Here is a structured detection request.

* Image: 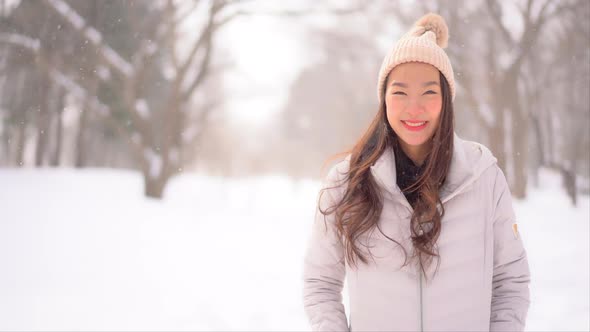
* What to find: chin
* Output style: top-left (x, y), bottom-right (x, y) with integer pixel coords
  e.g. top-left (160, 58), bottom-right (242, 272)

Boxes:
top-left (399, 136), bottom-right (430, 147)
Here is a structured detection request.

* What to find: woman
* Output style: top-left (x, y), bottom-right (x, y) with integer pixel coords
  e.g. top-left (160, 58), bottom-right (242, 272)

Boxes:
top-left (302, 13), bottom-right (530, 332)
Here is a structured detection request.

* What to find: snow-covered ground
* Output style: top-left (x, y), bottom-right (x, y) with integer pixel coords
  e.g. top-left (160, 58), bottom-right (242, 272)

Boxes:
top-left (0, 167), bottom-right (588, 331)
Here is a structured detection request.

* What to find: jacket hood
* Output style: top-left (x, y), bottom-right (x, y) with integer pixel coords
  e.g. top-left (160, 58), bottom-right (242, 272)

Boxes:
top-left (369, 132), bottom-right (497, 204)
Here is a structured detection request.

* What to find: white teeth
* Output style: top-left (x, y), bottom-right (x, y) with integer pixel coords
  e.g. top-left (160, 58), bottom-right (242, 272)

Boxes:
top-left (403, 121), bottom-right (426, 127)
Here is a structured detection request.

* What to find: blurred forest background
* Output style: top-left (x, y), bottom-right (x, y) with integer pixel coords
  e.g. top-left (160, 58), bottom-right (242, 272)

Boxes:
top-left (0, 0), bottom-right (588, 202)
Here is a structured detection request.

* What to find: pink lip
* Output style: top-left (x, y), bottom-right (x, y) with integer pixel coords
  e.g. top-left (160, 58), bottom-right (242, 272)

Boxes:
top-left (401, 120), bottom-right (428, 131)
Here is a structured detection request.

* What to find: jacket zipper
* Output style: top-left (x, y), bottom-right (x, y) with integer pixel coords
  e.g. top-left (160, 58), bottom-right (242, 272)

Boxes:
top-left (419, 267), bottom-right (424, 332)
top-left (393, 188), bottom-right (425, 331)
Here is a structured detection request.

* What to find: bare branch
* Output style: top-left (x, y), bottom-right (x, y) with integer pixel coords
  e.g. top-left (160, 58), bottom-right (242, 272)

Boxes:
top-left (507, 0), bottom-right (575, 72)
top-left (536, 0), bottom-right (556, 22)
top-left (180, 32), bottom-right (214, 101)
top-left (166, 0), bottom-right (181, 71)
top-left (539, 0), bottom-right (579, 24)
top-left (218, 1), bottom-right (370, 19)
top-left (485, 0), bottom-right (515, 46)
top-left (517, 0), bottom-right (535, 19)
top-left (174, 0), bottom-right (202, 25)
top-left (175, 1), bottom-right (221, 85)
top-left (130, 6), bottom-right (181, 77)
top-left (41, 0), bottom-right (134, 78)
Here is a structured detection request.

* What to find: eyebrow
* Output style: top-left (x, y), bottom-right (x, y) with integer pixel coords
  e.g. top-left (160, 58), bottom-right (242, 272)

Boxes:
top-left (391, 81), bottom-right (440, 88)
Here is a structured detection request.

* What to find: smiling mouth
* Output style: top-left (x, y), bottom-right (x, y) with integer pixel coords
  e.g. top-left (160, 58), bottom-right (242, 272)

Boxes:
top-left (401, 120), bottom-right (428, 131)
top-left (402, 120), bottom-right (427, 127)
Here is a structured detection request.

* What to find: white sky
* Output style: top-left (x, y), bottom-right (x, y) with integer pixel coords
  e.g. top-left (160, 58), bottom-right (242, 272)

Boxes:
top-left (219, 14), bottom-right (308, 126)
top-left (213, 0), bottom-right (375, 128)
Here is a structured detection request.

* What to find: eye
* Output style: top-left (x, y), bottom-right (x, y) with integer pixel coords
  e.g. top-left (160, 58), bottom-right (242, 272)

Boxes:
top-left (393, 91), bottom-right (407, 95)
top-left (423, 90), bottom-right (437, 95)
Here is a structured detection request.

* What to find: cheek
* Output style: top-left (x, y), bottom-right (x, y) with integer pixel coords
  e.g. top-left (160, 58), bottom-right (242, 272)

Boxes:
top-left (424, 98), bottom-right (443, 120)
top-left (385, 97), bottom-right (405, 118)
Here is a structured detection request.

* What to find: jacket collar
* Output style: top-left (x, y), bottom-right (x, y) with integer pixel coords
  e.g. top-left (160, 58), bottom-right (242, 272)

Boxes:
top-left (369, 132), bottom-right (496, 204)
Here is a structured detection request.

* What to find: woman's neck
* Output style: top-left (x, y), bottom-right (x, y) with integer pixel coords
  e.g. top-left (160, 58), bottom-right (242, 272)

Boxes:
top-left (399, 143), bottom-right (428, 167)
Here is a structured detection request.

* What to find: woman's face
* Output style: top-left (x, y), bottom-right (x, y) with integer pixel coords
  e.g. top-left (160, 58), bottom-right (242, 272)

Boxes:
top-left (384, 62), bottom-right (443, 164)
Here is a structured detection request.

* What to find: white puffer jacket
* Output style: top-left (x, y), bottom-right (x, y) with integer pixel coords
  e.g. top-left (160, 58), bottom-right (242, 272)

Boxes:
top-left (302, 133), bottom-right (531, 331)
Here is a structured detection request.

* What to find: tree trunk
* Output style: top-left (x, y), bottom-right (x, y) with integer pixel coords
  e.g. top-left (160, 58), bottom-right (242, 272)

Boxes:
top-left (74, 77), bottom-right (97, 168)
top-left (143, 173), bottom-right (169, 199)
top-left (50, 94), bottom-right (64, 167)
top-left (34, 71), bottom-right (51, 167)
top-left (507, 73), bottom-right (528, 199)
top-left (74, 106), bottom-right (88, 168)
top-left (529, 113), bottom-right (544, 187)
top-left (488, 100), bottom-right (506, 174)
top-left (141, 147), bottom-right (174, 199)
top-left (51, 108), bottom-right (63, 167)
top-left (15, 121), bottom-right (26, 167)
top-left (73, 2), bottom-right (99, 168)
top-left (511, 107), bottom-right (528, 198)
top-left (486, 33), bottom-right (506, 174)
top-left (561, 166), bottom-right (577, 206)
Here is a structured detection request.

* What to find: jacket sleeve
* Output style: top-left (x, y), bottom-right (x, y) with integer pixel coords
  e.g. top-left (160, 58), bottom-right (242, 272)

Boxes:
top-left (489, 167), bottom-right (531, 332)
top-left (302, 165), bottom-right (349, 331)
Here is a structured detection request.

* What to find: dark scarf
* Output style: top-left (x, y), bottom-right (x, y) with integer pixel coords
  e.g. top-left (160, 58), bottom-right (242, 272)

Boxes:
top-left (394, 145), bottom-right (426, 208)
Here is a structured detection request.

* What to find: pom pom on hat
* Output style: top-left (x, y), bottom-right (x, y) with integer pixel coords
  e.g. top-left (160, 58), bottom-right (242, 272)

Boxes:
top-left (413, 13), bottom-right (449, 49)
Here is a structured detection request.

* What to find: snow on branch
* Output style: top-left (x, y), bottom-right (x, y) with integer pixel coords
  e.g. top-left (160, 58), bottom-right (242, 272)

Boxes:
top-left (44, 0), bottom-right (133, 78)
top-left (0, 33), bottom-right (40, 52)
top-left (0, 32), bottom-right (109, 115)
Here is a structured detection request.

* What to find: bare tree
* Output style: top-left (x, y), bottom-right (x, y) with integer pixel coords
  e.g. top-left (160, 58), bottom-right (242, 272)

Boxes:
top-left (28, 0), bottom-right (246, 198)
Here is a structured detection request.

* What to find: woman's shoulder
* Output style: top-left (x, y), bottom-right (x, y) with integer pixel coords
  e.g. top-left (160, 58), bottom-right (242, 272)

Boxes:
top-left (456, 137), bottom-right (508, 189)
top-left (455, 136), bottom-right (495, 163)
top-left (315, 154), bottom-right (352, 207)
top-left (323, 154), bottom-right (352, 187)
top-left (455, 136), bottom-right (499, 174)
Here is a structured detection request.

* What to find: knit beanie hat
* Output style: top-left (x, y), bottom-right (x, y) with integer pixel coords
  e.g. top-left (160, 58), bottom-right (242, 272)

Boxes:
top-left (377, 13), bottom-right (455, 105)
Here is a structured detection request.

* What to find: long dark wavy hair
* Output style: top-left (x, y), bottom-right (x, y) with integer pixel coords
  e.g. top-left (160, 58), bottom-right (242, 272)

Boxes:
top-left (319, 71), bottom-right (454, 280)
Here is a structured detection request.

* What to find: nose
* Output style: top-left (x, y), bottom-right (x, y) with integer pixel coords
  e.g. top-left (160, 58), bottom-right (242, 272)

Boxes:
top-left (405, 98), bottom-right (425, 117)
